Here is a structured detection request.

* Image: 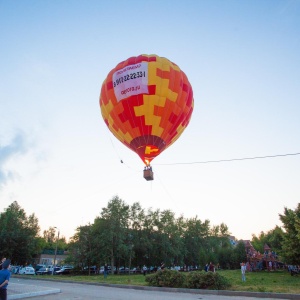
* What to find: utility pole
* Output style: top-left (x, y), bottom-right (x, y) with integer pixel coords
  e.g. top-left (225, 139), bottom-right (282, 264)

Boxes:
top-left (52, 227), bottom-right (60, 275)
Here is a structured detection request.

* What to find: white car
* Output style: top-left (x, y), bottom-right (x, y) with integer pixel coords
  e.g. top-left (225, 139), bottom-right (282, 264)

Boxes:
top-left (19, 267), bottom-right (35, 275)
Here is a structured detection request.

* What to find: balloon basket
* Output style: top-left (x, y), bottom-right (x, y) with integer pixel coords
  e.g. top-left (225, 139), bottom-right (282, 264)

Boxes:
top-left (143, 169), bottom-right (154, 181)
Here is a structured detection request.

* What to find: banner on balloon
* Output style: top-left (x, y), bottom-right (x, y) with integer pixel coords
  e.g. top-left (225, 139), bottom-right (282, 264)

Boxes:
top-left (112, 62), bottom-right (149, 101)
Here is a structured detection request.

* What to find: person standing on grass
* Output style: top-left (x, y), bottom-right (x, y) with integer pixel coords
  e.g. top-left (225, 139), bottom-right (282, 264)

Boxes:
top-left (0, 259), bottom-right (11, 300)
top-left (241, 262), bottom-right (246, 282)
top-left (142, 265), bottom-right (147, 276)
top-left (104, 264), bottom-right (108, 279)
top-left (209, 262), bottom-right (215, 272)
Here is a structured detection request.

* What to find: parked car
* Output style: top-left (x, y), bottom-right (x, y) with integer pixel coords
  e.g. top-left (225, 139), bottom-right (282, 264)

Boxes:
top-left (36, 267), bottom-right (49, 275)
top-left (55, 266), bottom-right (73, 275)
top-left (83, 266), bottom-right (97, 274)
top-left (130, 267), bottom-right (141, 274)
top-left (47, 265), bottom-right (54, 273)
top-left (11, 266), bottom-right (21, 274)
top-left (34, 264), bottom-right (46, 273)
top-left (118, 267), bottom-right (129, 274)
top-left (53, 267), bottom-right (61, 273)
top-left (19, 267), bottom-right (35, 275)
top-left (289, 265), bottom-right (300, 276)
top-left (47, 266), bottom-right (61, 274)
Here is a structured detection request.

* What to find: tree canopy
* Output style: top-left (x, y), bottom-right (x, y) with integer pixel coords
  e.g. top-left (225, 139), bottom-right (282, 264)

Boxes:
top-left (67, 196), bottom-right (240, 271)
top-left (279, 204), bottom-right (300, 264)
top-left (2, 198), bottom-right (299, 270)
top-left (0, 201), bottom-right (40, 264)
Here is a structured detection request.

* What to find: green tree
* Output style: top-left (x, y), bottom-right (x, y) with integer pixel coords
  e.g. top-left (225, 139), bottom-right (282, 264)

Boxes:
top-left (218, 247), bottom-right (234, 269)
top-left (99, 195), bottom-right (130, 273)
top-left (144, 208), bottom-right (161, 266)
top-left (68, 224), bottom-right (95, 272)
top-left (0, 201), bottom-right (40, 264)
top-left (251, 226), bottom-right (284, 257)
top-left (183, 217), bottom-right (210, 267)
top-left (231, 241), bottom-right (247, 268)
top-left (43, 227), bottom-right (57, 245)
top-left (128, 202), bottom-right (147, 267)
top-left (42, 227), bottom-right (68, 251)
top-left (66, 197), bottom-right (237, 272)
top-left (268, 226), bottom-right (284, 253)
top-left (90, 217), bottom-right (110, 266)
top-left (251, 231), bottom-right (267, 253)
top-left (154, 209), bottom-right (180, 266)
top-left (279, 204), bottom-right (300, 264)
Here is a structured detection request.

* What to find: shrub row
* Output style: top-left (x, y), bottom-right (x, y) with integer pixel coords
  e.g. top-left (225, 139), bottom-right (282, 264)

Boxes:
top-left (145, 269), bottom-right (231, 290)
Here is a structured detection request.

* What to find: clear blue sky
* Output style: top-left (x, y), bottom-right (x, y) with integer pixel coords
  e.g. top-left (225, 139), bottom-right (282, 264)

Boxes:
top-left (1, 0), bottom-right (300, 240)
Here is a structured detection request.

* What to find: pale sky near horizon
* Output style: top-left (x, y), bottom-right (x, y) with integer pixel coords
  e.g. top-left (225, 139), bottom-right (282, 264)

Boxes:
top-left (1, 0), bottom-right (300, 241)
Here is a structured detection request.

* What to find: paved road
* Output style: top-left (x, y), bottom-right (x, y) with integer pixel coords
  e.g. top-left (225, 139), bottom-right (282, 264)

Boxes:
top-left (8, 278), bottom-right (292, 300)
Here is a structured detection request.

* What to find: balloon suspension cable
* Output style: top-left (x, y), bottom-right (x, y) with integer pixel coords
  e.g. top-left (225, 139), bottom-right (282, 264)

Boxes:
top-left (144, 164), bottom-right (152, 171)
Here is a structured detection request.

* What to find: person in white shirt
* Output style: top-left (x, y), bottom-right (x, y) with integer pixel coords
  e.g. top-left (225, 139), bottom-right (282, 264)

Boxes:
top-left (241, 262), bottom-right (246, 282)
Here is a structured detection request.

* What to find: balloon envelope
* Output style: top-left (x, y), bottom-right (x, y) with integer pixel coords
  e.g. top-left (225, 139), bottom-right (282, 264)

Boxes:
top-left (99, 54), bottom-right (194, 165)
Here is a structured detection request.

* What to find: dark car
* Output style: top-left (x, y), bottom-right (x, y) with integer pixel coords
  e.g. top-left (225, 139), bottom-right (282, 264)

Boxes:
top-left (53, 267), bottom-right (61, 273)
top-left (290, 265), bottom-right (299, 276)
top-left (83, 266), bottom-right (97, 274)
top-left (118, 267), bottom-right (129, 274)
top-left (130, 267), bottom-right (140, 274)
top-left (48, 267), bottom-right (61, 274)
top-left (34, 264), bottom-right (46, 273)
top-left (55, 266), bottom-right (73, 275)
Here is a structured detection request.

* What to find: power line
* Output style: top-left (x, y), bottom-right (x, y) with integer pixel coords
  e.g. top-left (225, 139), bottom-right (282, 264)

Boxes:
top-left (156, 152), bottom-right (300, 166)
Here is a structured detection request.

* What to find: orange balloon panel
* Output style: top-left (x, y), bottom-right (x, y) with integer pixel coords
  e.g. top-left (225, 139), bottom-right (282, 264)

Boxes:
top-left (100, 54), bottom-right (194, 165)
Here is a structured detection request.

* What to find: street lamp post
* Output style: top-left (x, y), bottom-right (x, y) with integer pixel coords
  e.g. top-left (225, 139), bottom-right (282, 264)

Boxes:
top-left (129, 244), bottom-right (133, 276)
top-left (128, 234), bottom-right (133, 277)
top-left (52, 227), bottom-right (60, 275)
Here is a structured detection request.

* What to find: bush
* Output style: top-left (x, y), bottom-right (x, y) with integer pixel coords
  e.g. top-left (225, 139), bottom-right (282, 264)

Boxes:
top-left (69, 267), bottom-right (81, 275)
top-left (145, 269), bottom-right (185, 288)
top-left (146, 270), bottom-right (231, 290)
top-left (185, 271), bottom-right (231, 290)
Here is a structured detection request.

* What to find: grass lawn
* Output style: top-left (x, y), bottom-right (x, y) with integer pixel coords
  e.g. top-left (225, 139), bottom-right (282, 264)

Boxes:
top-left (219, 269), bottom-right (300, 294)
top-left (17, 269), bottom-right (300, 295)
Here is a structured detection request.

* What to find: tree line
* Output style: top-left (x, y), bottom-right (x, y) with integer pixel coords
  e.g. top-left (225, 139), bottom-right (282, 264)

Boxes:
top-left (67, 196), bottom-right (246, 272)
top-left (0, 201), bottom-right (67, 265)
top-left (1, 198), bottom-right (300, 271)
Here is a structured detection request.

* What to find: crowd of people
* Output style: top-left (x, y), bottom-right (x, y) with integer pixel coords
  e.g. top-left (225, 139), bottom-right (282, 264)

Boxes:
top-left (204, 262), bottom-right (218, 272)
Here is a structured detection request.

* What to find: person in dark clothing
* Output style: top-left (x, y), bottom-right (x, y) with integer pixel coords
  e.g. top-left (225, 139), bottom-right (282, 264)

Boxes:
top-left (142, 265), bottom-right (147, 276)
top-left (204, 263), bottom-right (209, 272)
top-left (208, 262), bottom-right (215, 272)
top-left (104, 264), bottom-right (108, 279)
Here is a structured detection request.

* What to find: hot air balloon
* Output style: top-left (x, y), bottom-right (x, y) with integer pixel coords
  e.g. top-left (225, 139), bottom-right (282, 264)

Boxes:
top-left (99, 54), bottom-right (194, 180)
